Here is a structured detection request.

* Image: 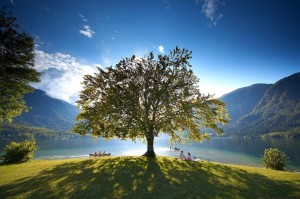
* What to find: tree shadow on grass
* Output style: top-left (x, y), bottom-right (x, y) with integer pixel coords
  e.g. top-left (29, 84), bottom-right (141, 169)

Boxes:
top-left (0, 157), bottom-right (299, 199)
top-left (158, 159), bottom-right (300, 199)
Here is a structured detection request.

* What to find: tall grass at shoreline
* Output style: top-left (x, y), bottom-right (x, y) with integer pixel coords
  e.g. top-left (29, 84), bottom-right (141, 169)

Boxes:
top-left (1, 157), bottom-right (300, 199)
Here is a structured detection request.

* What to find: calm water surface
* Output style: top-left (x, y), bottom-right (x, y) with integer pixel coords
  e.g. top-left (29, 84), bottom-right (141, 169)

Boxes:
top-left (1, 137), bottom-right (299, 171)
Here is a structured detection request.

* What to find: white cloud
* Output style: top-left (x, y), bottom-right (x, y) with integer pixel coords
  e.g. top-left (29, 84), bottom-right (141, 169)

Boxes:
top-left (33, 50), bottom-right (98, 104)
top-left (79, 14), bottom-right (88, 22)
top-left (197, 0), bottom-right (224, 27)
top-left (158, 45), bottom-right (165, 54)
top-left (79, 25), bottom-right (95, 38)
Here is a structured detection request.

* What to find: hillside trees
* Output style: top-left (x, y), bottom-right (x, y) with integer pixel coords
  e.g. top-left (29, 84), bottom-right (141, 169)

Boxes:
top-left (73, 47), bottom-right (229, 157)
top-left (0, 9), bottom-right (40, 122)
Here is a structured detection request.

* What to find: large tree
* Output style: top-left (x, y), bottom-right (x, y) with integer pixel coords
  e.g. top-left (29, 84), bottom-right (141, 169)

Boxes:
top-left (0, 10), bottom-right (40, 122)
top-left (74, 47), bottom-right (229, 157)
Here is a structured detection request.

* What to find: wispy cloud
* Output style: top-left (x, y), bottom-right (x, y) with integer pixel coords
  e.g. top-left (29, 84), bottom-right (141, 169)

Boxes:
top-left (10, 0), bottom-right (15, 6)
top-left (158, 45), bottom-right (165, 54)
top-left (32, 50), bottom-right (98, 104)
top-left (79, 14), bottom-right (88, 22)
top-left (196, 0), bottom-right (224, 27)
top-left (100, 48), bottom-right (116, 67)
top-left (34, 36), bottom-right (44, 49)
top-left (163, 0), bottom-right (172, 9)
top-left (79, 25), bottom-right (95, 38)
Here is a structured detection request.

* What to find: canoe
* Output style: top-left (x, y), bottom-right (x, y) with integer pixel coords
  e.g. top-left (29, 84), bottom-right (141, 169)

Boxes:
top-left (89, 153), bottom-right (111, 157)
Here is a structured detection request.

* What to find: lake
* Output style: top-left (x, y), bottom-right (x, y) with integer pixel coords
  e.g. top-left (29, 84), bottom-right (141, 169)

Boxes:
top-left (2, 136), bottom-right (299, 171)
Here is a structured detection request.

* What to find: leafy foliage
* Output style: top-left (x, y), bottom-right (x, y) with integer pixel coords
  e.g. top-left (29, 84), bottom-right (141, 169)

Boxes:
top-left (262, 148), bottom-right (288, 170)
top-left (74, 47), bottom-right (229, 156)
top-left (3, 139), bottom-right (38, 163)
top-left (0, 9), bottom-right (40, 122)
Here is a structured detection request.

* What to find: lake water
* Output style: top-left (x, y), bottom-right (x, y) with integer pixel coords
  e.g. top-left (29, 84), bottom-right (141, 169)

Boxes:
top-left (2, 136), bottom-right (299, 171)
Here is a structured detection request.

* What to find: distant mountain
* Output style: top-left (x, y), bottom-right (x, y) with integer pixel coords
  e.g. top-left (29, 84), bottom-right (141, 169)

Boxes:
top-left (8, 72), bottom-right (300, 138)
top-left (13, 89), bottom-right (79, 131)
top-left (221, 84), bottom-right (272, 122)
top-left (223, 72), bottom-right (300, 137)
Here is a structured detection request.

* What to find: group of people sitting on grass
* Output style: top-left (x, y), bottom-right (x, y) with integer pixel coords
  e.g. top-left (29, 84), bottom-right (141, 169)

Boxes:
top-left (179, 151), bottom-right (196, 161)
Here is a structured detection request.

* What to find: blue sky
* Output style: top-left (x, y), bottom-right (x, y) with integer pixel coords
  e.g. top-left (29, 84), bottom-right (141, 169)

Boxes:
top-left (2, 0), bottom-right (300, 104)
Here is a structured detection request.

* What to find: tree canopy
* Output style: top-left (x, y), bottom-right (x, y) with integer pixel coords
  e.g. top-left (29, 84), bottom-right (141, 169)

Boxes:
top-left (0, 10), bottom-right (40, 122)
top-left (74, 47), bottom-right (229, 157)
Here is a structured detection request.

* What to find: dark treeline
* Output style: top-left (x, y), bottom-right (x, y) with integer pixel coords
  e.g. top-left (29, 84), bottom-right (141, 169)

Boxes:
top-left (224, 127), bottom-right (300, 139)
top-left (0, 123), bottom-right (82, 145)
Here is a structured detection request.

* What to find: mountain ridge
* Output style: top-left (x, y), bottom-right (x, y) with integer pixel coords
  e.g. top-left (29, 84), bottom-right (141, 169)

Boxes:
top-left (221, 83), bottom-right (272, 123)
top-left (223, 72), bottom-right (300, 137)
top-left (13, 89), bottom-right (79, 131)
top-left (7, 72), bottom-right (300, 138)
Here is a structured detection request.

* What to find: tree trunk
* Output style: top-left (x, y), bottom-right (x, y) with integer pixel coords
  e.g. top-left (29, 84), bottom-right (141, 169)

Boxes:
top-left (142, 136), bottom-right (156, 157)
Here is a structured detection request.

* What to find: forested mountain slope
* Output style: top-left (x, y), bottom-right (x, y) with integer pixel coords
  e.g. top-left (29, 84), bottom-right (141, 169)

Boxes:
top-left (13, 89), bottom-right (79, 131)
top-left (223, 72), bottom-right (300, 137)
top-left (221, 84), bottom-right (272, 123)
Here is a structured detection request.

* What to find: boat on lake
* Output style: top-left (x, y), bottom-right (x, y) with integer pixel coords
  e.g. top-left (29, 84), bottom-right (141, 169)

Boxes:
top-left (89, 153), bottom-right (111, 157)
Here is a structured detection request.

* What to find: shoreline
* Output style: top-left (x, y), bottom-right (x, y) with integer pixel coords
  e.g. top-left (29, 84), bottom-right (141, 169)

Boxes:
top-left (30, 155), bottom-right (300, 173)
top-left (1, 156), bottom-right (299, 175)
top-left (2, 137), bottom-right (300, 171)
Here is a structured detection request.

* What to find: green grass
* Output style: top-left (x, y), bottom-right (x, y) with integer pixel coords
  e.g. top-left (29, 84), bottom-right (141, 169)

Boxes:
top-left (0, 157), bottom-right (300, 199)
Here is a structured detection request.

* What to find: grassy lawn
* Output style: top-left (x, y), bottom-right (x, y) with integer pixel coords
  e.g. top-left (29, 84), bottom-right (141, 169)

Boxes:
top-left (0, 157), bottom-right (300, 199)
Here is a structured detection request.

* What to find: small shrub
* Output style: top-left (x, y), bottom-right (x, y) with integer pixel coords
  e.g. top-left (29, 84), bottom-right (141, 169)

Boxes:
top-left (262, 148), bottom-right (288, 170)
top-left (3, 140), bottom-right (38, 163)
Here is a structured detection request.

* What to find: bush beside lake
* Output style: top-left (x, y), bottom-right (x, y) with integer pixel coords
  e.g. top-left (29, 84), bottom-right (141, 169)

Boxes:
top-left (1, 157), bottom-right (300, 199)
